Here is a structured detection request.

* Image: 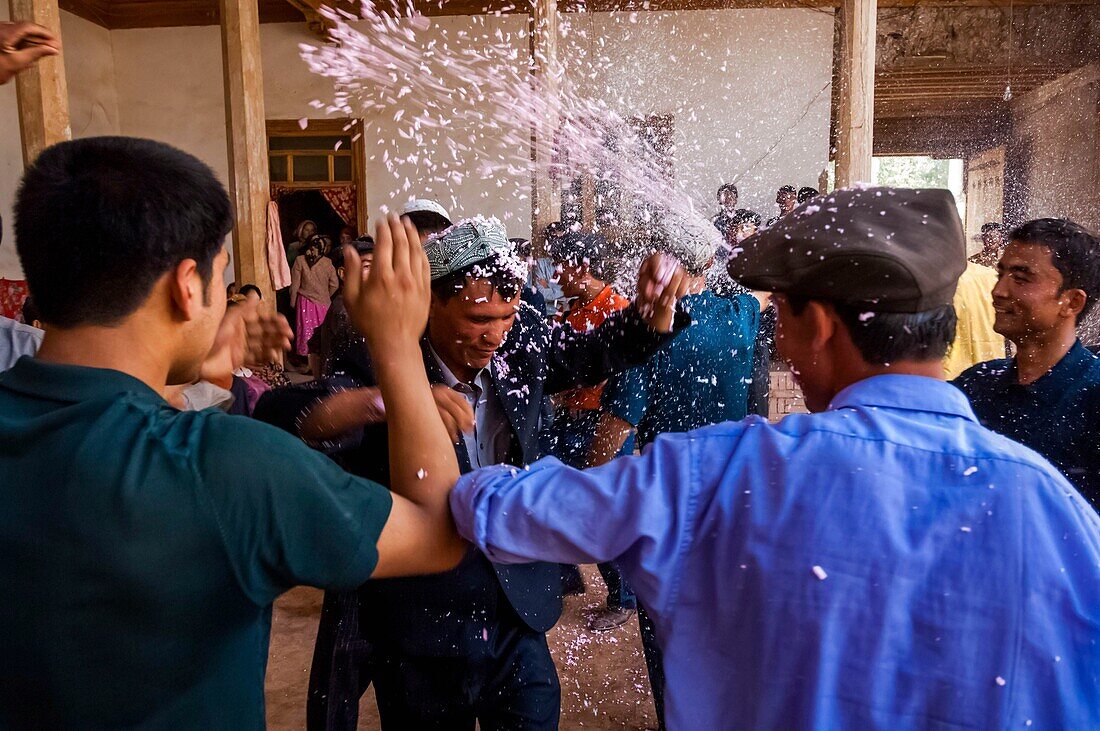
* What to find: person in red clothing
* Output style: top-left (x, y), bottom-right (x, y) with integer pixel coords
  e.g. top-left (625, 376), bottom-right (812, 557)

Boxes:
top-left (547, 231), bottom-right (638, 630)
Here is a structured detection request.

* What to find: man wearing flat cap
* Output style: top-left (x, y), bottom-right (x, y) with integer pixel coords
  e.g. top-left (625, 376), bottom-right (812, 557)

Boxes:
top-left (436, 188), bottom-right (1100, 729)
top-left (277, 215), bottom-right (691, 729)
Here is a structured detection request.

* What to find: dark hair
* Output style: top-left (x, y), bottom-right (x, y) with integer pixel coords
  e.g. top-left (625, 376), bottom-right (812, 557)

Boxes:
top-left (431, 253), bottom-right (523, 303)
top-left (788, 297), bottom-right (957, 364)
top-left (238, 284), bottom-right (262, 299)
top-left (797, 187), bottom-right (820, 204)
top-left (981, 222), bottom-right (1004, 236)
top-left (543, 221), bottom-right (567, 240)
top-left (734, 209), bottom-right (763, 227)
top-left (510, 237), bottom-right (532, 259)
top-left (406, 211), bottom-right (452, 237)
top-left (20, 295), bottom-right (40, 326)
top-left (718, 183), bottom-right (738, 198)
top-left (340, 225), bottom-right (357, 239)
top-left (778, 185), bottom-right (797, 195)
top-left (1009, 218), bottom-right (1100, 320)
top-left (332, 236), bottom-right (375, 270)
top-left (15, 137), bottom-right (232, 327)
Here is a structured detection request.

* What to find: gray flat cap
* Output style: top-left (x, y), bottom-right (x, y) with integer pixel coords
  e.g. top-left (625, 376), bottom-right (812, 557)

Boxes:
top-left (727, 186), bottom-right (966, 313)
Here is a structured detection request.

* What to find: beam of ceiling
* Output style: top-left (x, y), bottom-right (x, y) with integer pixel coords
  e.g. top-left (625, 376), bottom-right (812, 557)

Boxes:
top-left (59, 0), bottom-right (304, 28)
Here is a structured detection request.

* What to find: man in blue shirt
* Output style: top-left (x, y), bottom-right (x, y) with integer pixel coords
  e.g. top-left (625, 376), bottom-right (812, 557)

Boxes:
top-left (446, 187), bottom-right (1100, 729)
top-left (588, 213), bottom-right (760, 724)
top-left (0, 137), bottom-right (467, 727)
top-left (953, 218), bottom-right (1100, 507)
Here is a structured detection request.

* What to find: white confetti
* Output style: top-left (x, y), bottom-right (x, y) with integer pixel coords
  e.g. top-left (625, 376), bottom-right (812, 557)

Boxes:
top-left (964, 466), bottom-right (979, 476)
top-left (812, 565), bottom-right (828, 581)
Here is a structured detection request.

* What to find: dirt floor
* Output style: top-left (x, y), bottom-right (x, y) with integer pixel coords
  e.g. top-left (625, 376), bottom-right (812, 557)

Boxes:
top-left (264, 566), bottom-right (659, 730)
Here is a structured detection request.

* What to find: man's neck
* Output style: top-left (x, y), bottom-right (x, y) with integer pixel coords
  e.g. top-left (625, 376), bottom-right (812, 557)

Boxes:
top-left (1012, 325), bottom-right (1077, 385)
top-left (35, 321), bottom-right (173, 395)
top-left (427, 336), bottom-right (481, 385)
top-left (571, 279), bottom-right (607, 309)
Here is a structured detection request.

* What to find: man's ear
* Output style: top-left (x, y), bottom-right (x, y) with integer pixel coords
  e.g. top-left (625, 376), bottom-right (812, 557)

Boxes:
top-left (805, 300), bottom-right (838, 355)
top-left (1059, 288), bottom-right (1088, 320)
top-left (167, 259), bottom-right (205, 322)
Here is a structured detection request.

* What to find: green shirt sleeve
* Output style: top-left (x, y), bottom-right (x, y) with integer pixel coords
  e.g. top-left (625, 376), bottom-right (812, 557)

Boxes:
top-left (192, 412), bottom-right (393, 605)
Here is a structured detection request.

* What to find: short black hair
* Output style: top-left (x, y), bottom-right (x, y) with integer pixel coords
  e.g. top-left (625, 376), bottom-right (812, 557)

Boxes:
top-left (1009, 218), bottom-right (1100, 320)
top-left (789, 297), bottom-right (957, 364)
top-left (797, 187), bottom-right (820, 204)
top-left (20, 295), bottom-right (40, 326)
top-left (778, 185), bottom-right (797, 195)
top-left (431, 253), bottom-right (523, 303)
top-left (718, 183), bottom-right (738, 198)
top-left (15, 137), bottom-right (232, 327)
top-left (981, 222), bottom-right (1004, 235)
top-left (510, 237), bottom-right (532, 259)
top-left (238, 284), bottom-right (262, 299)
top-left (734, 209), bottom-right (763, 227)
top-left (331, 236), bottom-right (375, 270)
top-left (407, 211), bottom-right (452, 237)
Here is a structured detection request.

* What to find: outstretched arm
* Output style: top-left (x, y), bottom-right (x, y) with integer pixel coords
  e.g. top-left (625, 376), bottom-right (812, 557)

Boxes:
top-left (544, 253), bottom-right (690, 394)
top-left (341, 214), bottom-right (466, 578)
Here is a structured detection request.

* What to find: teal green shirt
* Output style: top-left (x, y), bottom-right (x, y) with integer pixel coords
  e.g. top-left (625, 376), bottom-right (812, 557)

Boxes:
top-left (0, 358), bottom-right (393, 728)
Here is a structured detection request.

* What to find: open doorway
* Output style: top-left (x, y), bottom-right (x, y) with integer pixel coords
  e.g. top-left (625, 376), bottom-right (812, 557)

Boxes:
top-left (277, 190), bottom-right (347, 250)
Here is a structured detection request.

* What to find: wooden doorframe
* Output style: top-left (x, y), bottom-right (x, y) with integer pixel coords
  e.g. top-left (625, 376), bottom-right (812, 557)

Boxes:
top-left (266, 118), bottom-right (368, 235)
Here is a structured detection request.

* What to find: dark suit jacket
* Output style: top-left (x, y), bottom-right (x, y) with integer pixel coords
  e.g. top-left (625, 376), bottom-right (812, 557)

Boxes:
top-left (256, 301), bottom-right (684, 656)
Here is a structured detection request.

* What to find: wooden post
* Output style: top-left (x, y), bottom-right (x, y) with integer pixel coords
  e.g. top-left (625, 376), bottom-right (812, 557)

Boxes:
top-left (834, 0), bottom-right (876, 188)
top-left (529, 0), bottom-right (560, 251)
top-left (220, 0), bottom-right (273, 299)
top-left (8, 0), bottom-right (70, 165)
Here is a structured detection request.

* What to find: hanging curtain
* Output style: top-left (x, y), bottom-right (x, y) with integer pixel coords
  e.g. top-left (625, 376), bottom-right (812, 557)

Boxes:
top-left (0, 279), bottom-right (29, 320)
top-left (320, 185), bottom-right (357, 227)
top-left (267, 201), bottom-right (292, 290)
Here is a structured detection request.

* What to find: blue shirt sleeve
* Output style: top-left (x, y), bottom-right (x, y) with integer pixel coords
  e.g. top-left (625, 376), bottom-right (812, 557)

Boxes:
top-left (449, 428), bottom-right (739, 615)
top-left (601, 363), bottom-right (649, 427)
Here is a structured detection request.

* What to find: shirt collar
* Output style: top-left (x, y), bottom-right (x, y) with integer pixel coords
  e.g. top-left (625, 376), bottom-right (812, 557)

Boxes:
top-left (0, 357), bottom-right (164, 404)
top-left (1008, 340), bottom-right (1095, 399)
top-left (427, 341), bottom-right (489, 394)
top-left (828, 374), bottom-right (979, 422)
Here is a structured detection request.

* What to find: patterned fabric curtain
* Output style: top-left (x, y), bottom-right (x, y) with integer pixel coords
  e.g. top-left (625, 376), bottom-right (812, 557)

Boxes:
top-left (0, 279), bottom-right (29, 319)
top-left (270, 184), bottom-right (296, 201)
top-left (320, 186), bottom-right (357, 226)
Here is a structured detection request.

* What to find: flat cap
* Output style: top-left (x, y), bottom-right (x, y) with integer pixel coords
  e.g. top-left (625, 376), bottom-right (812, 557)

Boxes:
top-left (727, 186), bottom-right (965, 313)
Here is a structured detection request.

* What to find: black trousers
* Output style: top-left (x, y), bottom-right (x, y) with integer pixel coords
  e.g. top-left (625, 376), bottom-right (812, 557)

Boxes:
top-left (372, 615), bottom-right (560, 730)
top-left (638, 605), bottom-right (667, 731)
top-left (306, 590), bottom-right (372, 731)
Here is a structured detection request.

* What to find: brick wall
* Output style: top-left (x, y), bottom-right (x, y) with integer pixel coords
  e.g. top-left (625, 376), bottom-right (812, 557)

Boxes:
top-left (768, 364), bottom-right (808, 420)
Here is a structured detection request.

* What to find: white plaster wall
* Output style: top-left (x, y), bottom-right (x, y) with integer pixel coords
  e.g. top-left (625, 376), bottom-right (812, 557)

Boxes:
top-left (561, 9), bottom-right (834, 217)
top-left (0, 9), bottom-right (833, 277)
top-left (0, 9), bottom-right (120, 278)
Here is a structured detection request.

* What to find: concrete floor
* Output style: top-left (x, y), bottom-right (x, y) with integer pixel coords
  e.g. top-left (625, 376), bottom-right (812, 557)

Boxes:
top-left (264, 566), bottom-right (658, 730)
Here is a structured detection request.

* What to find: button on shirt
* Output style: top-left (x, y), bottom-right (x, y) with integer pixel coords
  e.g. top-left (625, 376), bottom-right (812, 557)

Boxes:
top-left (451, 376), bottom-right (1100, 729)
top-left (601, 290), bottom-right (759, 446)
top-left (954, 340), bottom-right (1100, 507)
top-left (0, 358), bottom-right (393, 728)
top-left (430, 344), bottom-right (512, 469)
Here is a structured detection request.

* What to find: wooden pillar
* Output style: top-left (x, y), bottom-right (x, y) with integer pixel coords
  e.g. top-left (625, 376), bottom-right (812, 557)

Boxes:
top-left (834, 0), bottom-right (876, 189)
top-left (8, 0), bottom-right (70, 165)
top-left (529, 0), bottom-right (560, 250)
top-left (220, 0), bottom-right (273, 298)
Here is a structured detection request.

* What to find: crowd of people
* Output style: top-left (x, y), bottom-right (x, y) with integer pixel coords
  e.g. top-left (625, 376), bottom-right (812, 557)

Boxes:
top-left (1, 21), bottom-right (1100, 731)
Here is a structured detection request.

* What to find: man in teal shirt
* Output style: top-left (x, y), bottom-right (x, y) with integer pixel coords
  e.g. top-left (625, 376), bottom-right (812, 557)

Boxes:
top-left (0, 137), bottom-right (464, 728)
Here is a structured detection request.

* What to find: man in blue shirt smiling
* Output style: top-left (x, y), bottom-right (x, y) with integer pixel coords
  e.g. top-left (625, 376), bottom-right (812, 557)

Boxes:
top-left (446, 187), bottom-right (1100, 729)
top-left (953, 218), bottom-right (1100, 507)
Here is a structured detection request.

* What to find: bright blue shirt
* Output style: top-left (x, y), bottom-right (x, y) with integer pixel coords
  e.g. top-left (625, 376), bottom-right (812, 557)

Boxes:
top-left (601, 290), bottom-right (758, 446)
top-left (451, 375), bottom-right (1100, 730)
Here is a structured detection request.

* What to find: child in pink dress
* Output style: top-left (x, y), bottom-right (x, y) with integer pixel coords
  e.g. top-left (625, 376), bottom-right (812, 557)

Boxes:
top-left (290, 235), bottom-right (339, 356)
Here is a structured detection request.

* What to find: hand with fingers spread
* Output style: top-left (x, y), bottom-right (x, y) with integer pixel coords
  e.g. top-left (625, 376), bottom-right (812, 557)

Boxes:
top-left (635, 252), bottom-right (691, 333)
top-left (0, 21), bottom-right (60, 85)
top-left (239, 301), bottom-right (293, 366)
top-left (342, 213), bottom-right (430, 360)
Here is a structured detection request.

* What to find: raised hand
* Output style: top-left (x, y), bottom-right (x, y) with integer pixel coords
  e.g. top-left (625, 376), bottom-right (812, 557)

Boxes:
top-left (343, 213), bottom-right (430, 362)
top-left (635, 252), bottom-right (690, 333)
top-left (0, 22), bottom-right (60, 85)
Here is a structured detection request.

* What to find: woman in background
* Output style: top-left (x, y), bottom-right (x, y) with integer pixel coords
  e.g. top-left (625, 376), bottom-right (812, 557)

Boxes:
top-left (286, 219), bottom-right (318, 266)
top-left (290, 235), bottom-right (339, 359)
